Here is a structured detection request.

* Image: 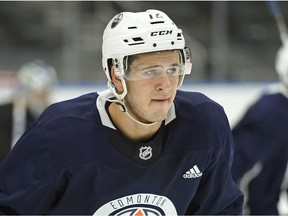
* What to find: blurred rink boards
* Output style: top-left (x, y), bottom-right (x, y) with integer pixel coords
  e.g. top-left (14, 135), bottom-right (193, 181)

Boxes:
top-left (0, 81), bottom-right (276, 128)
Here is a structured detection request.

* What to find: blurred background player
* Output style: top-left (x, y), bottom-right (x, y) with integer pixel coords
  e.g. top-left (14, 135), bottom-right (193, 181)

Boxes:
top-left (231, 39), bottom-right (288, 214)
top-left (0, 60), bottom-right (57, 162)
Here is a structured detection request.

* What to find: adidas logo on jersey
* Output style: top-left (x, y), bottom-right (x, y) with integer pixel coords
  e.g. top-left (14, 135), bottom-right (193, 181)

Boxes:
top-left (183, 165), bottom-right (202, 178)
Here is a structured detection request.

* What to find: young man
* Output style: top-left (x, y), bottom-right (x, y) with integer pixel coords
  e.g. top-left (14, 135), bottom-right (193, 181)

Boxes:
top-left (0, 10), bottom-right (243, 215)
top-left (231, 40), bottom-right (288, 215)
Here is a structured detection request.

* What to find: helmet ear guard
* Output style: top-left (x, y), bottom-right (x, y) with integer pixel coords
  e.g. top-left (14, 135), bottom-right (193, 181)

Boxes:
top-left (107, 78), bottom-right (127, 101)
top-left (107, 59), bottom-right (127, 101)
top-left (111, 58), bottom-right (122, 79)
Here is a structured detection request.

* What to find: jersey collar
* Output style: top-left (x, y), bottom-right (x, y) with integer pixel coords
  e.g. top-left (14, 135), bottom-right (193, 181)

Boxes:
top-left (96, 89), bottom-right (176, 129)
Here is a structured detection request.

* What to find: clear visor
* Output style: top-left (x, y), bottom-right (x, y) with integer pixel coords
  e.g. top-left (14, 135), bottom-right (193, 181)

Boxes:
top-left (121, 48), bottom-right (192, 81)
top-left (123, 63), bottom-right (191, 81)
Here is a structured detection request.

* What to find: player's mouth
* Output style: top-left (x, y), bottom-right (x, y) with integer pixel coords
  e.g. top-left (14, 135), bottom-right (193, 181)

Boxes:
top-left (151, 97), bottom-right (170, 103)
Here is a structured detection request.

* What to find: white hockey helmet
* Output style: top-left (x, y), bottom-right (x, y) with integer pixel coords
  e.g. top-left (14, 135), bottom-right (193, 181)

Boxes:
top-left (275, 39), bottom-right (288, 88)
top-left (17, 59), bottom-right (58, 92)
top-left (102, 9), bottom-right (192, 100)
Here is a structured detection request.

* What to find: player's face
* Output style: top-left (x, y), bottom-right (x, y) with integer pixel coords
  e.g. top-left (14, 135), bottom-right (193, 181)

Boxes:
top-left (124, 50), bottom-right (180, 123)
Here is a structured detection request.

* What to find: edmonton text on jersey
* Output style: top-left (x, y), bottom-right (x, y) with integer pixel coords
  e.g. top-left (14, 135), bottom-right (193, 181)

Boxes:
top-left (93, 193), bottom-right (177, 215)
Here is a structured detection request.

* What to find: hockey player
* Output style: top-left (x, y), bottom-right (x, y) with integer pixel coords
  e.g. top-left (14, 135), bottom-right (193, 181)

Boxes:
top-left (231, 40), bottom-right (288, 214)
top-left (0, 10), bottom-right (243, 215)
top-left (0, 60), bottom-right (57, 163)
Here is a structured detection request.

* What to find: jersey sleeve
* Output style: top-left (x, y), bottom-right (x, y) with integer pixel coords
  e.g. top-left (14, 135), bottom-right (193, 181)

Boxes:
top-left (186, 114), bottom-right (244, 215)
top-left (0, 122), bottom-right (63, 214)
top-left (231, 102), bottom-right (261, 182)
top-left (231, 94), bottom-right (288, 214)
top-left (231, 96), bottom-right (274, 182)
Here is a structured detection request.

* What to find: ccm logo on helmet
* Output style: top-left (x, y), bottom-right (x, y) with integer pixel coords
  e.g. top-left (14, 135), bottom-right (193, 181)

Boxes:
top-left (151, 30), bottom-right (173, 36)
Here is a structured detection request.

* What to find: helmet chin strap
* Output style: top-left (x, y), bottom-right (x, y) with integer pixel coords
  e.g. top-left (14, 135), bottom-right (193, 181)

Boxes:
top-left (107, 96), bottom-right (159, 127)
top-left (125, 112), bottom-right (159, 127)
top-left (122, 100), bottom-right (159, 127)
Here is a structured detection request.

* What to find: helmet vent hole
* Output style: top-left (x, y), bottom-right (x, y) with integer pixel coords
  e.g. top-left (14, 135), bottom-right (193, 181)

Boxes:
top-left (171, 41), bottom-right (175, 45)
top-left (128, 26), bottom-right (137, 29)
top-left (177, 33), bottom-right (183, 40)
top-left (125, 37), bottom-right (145, 46)
top-left (150, 21), bottom-right (165, 24)
top-left (153, 43), bottom-right (157, 47)
top-left (133, 37), bottom-right (143, 42)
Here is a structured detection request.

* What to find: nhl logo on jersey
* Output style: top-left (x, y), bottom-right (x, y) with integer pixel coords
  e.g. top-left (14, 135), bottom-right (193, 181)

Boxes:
top-left (139, 146), bottom-right (152, 160)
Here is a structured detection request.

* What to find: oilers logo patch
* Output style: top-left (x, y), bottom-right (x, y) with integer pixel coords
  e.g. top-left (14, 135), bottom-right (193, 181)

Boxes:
top-left (139, 146), bottom-right (152, 160)
top-left (93, 193), bottom-right (177, 215)
top-left (111, 13), bottom-right (123, 29)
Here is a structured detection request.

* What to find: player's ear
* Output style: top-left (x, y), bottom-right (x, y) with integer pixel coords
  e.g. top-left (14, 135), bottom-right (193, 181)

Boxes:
top-left (111, 66), bottom-right (124, 93)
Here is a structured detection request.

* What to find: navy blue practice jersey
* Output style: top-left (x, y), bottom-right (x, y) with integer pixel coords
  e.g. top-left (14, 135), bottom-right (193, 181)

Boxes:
top-left (0, 89), bottom-right (243, 215)
top-left (231, 90), bottom-right (288, 215)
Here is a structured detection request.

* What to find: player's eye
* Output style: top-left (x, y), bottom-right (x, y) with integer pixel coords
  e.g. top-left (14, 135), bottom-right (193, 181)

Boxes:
top-left (166, 67), bottom-right (178, 76)
top-left (143, 69), bottom-right (158, 77)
